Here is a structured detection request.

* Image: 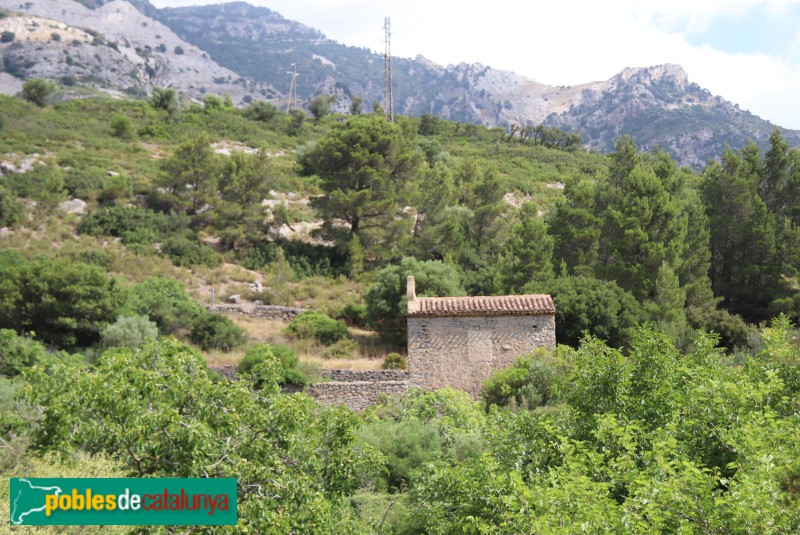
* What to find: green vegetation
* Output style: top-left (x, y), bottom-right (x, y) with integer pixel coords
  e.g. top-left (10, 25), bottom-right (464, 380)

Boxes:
top-left (1, 89), bottom-right (800, 530)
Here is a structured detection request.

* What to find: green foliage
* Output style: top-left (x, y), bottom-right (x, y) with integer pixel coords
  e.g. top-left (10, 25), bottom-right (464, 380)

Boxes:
top-left (77, 205), bottom-right (190, 244)
top-left (149, 87), bottom-right (179, 117)
top-left (0, 186), bottom-right (25, 227)
top-left (309, 93), bottom-right (336, 121)
top-left (481, 350), bottom-right (559, 410)
top-left (124, 277), bottom-right (203, 335)
top-left (365, 257), bottom-right (465, 344)
top-left (299, 114), bottom-right (422, 252)
top-left (239, 343), bottom-right (310, 386)
top-left (496, 202), bottom-right (554, 293)
top-left (21, 78), bottom-right (57, 107)
top-left (101, 315), bottom-right (158, 349)
top-left (0, 329), bottom-right (49, 376)
top-left (285, 311), bottom-right (350, 345)
top-left (158, 135), bottom-right (219, 214)
top-left (243, 100), bottom-right (279, 122)
top-left (1, 30), bottom-right (14, 42)
top-left (322, 338), bottom-right (359, 359)
top-left (161, 236), bottom-right (223, 268)
top-left (358, 419), bottom-right (443, 491)
top-left (381, 352), bottom-right (407, 370)
top-left (340, 302), bottom-right (367, 327)
top-left (0, 255), bottom-right (124, 350)
top-left (19, 337), bottom-right (380, 531)
top-left (189, 313), bottom-right (247, 351)
top-left (527, 275), bottom-right (644, 349)
top-left (109, 113), bottom-right (135, 139)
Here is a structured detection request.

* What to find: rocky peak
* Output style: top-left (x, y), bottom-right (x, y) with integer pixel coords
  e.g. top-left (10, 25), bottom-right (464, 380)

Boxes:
top-left (614, 64), bottom-right (689, 91)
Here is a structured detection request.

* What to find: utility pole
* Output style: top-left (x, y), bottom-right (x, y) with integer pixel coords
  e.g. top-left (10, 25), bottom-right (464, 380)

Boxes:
top-left (286, 63), bottom-right (300, 112)
top-left (383, 17), bottom-right (393, 123)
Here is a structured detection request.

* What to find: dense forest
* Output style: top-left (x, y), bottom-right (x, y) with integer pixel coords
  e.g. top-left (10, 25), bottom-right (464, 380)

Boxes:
top-left (1, 81), bottom-right (800, 532)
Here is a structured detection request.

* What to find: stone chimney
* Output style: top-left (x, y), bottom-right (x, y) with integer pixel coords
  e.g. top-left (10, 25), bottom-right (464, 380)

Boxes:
top-left (407, 276), bottom-right (421, 315)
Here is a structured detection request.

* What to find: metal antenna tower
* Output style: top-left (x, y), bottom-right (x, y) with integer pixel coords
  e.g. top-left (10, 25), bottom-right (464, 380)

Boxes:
top-left (286, 63), bottom-right (300, 112)
top-left (383, 17), bottom-right (393, 122)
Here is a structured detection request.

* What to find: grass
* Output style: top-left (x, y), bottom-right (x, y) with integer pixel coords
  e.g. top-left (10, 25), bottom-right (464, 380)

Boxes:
top-left (224, 315), bottom-right (387, 370)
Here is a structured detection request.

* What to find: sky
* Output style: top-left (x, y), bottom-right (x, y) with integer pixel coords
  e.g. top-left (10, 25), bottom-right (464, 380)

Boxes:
top-left (150, 0), bottom-right (800, 129)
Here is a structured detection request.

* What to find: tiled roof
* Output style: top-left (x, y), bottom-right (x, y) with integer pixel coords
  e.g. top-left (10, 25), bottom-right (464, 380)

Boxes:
top-left (408, 294), bottom-right (555, 317)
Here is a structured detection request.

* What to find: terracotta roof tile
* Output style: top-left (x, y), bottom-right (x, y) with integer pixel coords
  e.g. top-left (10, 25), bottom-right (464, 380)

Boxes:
top-left (408, 294), bottom-right (555, 317)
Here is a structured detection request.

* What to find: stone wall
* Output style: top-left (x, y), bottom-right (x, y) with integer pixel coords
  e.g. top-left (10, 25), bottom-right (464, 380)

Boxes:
top-left (307, 380), bottom-right (409, 412)
top-left (408, 314), bottom-right (556, 396)
top-left (205, 304), bottom-right (307, 321)
top-left (209, 365), bottom-right (409, 411)
top-left (322, 369), bottom-right (408, 382)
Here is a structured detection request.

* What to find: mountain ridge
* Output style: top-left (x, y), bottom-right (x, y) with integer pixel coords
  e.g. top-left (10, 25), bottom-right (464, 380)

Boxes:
top-left (1, 0), bottom-right (797, 167)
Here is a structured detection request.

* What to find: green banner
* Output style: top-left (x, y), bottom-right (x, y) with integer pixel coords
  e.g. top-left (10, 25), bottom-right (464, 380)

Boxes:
top-left (10, 478), bottom-right (237, 526)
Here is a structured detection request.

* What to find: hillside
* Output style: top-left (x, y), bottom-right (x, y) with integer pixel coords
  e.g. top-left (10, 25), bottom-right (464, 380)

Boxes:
top-left (0, 0), bottom-right (278, 103)
top-left (150, 1), bottom-right (800, 167)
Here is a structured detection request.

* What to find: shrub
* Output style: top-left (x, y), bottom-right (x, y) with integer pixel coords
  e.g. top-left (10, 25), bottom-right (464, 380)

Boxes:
top-left (381, 352), bottom-right (407, 370)
top-left (244, 100), bottom-right (278, 122)
top-left (0, 329), bottom-right (49, 376)
top-left (480, 350), bottom-right (559, 410)
top-left (101, 315), bottom-right (158, 349)
top-left (340, 303), bottom-right (367, 328)
top-left (285, 311), bottom-right (350, 345)
top-left (21, 78), bottom-right (56, 107)
top-left (0, 255), bottom-right (125, 350)
top-left (0, 31), bottom-right (14, 43)
top-left (239, 343), bottom-right (310, 386)
top-left (161, 237), bottom-right (223, 268)
top-left (358, 420), bottom-right (443, 491)
top-left (77, 206), bottom-right (190, 244)
top-left (323, 338), bottom-right (359, 359)
top-left (189, 313), bottom-right (247, 351)
top-left (110, 114), bottom-right (135, 140)
top-left (125, 277), bottom-right (204, 335)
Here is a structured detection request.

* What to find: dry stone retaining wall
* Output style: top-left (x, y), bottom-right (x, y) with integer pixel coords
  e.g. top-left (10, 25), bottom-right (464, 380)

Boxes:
top-left (206, 304), bottom-right (307, 321)
top-left (307, 380), bottom-right (409, 412)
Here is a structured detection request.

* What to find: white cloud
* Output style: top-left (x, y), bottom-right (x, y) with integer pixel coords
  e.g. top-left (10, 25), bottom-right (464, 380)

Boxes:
top-left (150, 0), bottom-right (800, 129)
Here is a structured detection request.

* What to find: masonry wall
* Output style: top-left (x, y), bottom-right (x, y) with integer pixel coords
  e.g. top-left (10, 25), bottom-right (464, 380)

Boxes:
top-left (206, 304), bottom-right (306, 321)
top-left (408, 314), bottom-right (556, 396)
top-left (307, 379), bottom-right (409, 412)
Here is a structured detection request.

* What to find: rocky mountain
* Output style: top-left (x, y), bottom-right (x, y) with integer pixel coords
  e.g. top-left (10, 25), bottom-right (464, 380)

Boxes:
top-left (0, 0), bottom-right (278, 103)
top-left (1, 0), bottom-right (797, 167)
top-left (150, 2), bottom-right (800, 167)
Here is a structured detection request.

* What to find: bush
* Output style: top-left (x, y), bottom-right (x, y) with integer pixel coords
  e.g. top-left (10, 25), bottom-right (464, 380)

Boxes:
top-left (239, 343), bottom-right (310, 386)
top-left (1, 31), bottom-right (14, 43)
top-left (340, 303), bottom-right (367, 328)
top-left (323, 338), bottom-right (359, 359)
top-left (77, 206), bottom-right (190, 245)
top-left (480, 350), bottom-right (559, 410)
top-left (161, 237), bottom-right (223, 268)
top-left (358, 420), bottom-right (443, 491)
top-left (0, 329), bottom-right (49, 376)
top-left (110, 114), bottom-right (135, 140)
top-left (0, 255), bottom-right (125, 350)
top-left (285, 311), bottom-right (350, 346)
top-left (244, 100), bottom-right (278, 122)
top-left (21, 78), bottom-right (56, 107)
top-left (189, 313), bottom-right (247, 351)
top-left (382, 352), bottom-right (407, 370)
top-left (101, 315), bottom-right (158, 349)
top-left (125, 277), bottom-right (204, 335)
